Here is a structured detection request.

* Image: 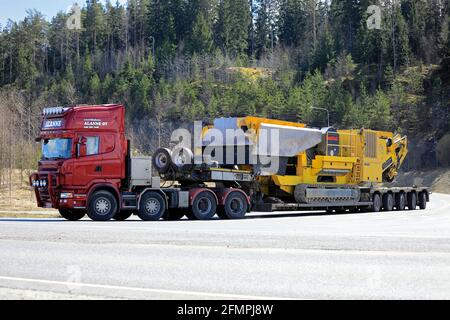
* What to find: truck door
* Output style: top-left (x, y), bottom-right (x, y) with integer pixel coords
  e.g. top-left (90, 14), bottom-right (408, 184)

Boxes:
top-left (72, 135), bottom-right (102, 187)
top-left (100, 134), bottom-right (123, 180)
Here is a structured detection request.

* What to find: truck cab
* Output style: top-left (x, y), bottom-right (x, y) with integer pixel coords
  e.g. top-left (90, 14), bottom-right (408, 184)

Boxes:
top-left (30, 104), bottom-right (129, 220)
top-left (31, 104), bottom-right (252, 222)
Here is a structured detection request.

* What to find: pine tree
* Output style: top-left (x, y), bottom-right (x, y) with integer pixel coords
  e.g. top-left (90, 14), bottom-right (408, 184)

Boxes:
top-left (89, 73), bottom-right (101, 102)
top-left (441, 18), bottom-right (450, 82)
top-left (329, 0), bottom-right (361, 56)
top-left (255, 0), bottom-right (274, 58)
top-left (147, 0), bottom-right (177, 58)
top-left (188, 12), bottom-right (214, 55)
top-left (312, 22), bottom-right (335, 72)
top-left (386, 2), bottom-right (411, 72)
top-left (278, 0), bottom-right (307, 47)
top-left (84, 0), bottom-right (106, 55)
top-left (217, 0), bottom-right (251, 57)
top-left (401, 0), bottom-right (426, 60)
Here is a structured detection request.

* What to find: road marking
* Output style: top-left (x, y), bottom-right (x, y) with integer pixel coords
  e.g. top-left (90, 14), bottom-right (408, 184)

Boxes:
top-left (0, 276), bottom-right (290, 300)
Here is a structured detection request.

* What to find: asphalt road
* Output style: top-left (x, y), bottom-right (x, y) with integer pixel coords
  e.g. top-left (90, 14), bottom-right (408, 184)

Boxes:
top-left (0, 193), bottom-right (450, 300)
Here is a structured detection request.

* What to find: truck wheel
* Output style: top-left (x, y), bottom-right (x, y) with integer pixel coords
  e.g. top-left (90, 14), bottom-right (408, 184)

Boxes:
top-left (372, 193), bottom-right (382, 212)
top-left (418, 192), bottom-right (427, 210)
top-left (114, 210), bottom-right (133, 221)
top-left (59, 209), bottom-right (85, 221)
top-left (217, 192), bottom-right (249, 220)
top-left (87, 191), bottom-right (118, 221)
top-left (382, 193), bottom-right (394, 211)
top-left (171, 147), bottom-right (194, 171)
top-left (407, 192), bottom-right (417, 210)
top-left (162, 209), bottom-right (186, 221)
top-left (138, 192), bottom-right (166, 221)
top-left (191, 191), bottom-right (217, 220)
top-left (395, 193), bottom-right (406, 211)
top-left (153, 148), bottom-right (172, 173)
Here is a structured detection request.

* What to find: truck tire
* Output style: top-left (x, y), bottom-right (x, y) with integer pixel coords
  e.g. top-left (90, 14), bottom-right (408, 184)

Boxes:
top-left (418, 192), bottom-right (427, 210)
top-left (87, 190), bottom-right (118, 221)
top-left (162, 209), bottom-right (186, 221)
top-left (190, 191), bottom-right (217, 220)
top-left (372, 193), bottom-right (382, 212)
top-left (59, 209), bottom-right (85, 221)
top-left (407, 192), bottom-right (417, 210)
top-left (217, 192), bottom-right (249, 220)
top-left (114, 210), bottom-right (133, 221)
top-left (382, 193), bottom-right (394, 211)
top-left (153, 148), bottom-right (172, 173)
top-left (171, 147), bottom-right (194, 171)
top-left (395, 193), bottom-right (406, 211)
top-left (138, 192), bottom-right (166, 221)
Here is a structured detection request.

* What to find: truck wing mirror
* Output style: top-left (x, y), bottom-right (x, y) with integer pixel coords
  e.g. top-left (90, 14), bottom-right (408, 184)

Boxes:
top-left (77, 137), bottom-right (87, 158)
top-left (78, 137), bottom-right (87, 145)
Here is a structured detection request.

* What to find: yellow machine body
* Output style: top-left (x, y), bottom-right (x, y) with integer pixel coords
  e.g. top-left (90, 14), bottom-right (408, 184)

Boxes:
top-left (205, 117), bottom-right (408, 199)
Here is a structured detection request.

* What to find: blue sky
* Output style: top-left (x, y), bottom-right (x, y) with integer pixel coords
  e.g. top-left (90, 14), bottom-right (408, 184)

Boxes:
top-left (0, 0), bottom-right (127, 27)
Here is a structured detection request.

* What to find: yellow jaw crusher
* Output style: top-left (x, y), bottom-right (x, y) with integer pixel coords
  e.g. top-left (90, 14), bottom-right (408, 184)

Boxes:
top-left (199, 116), bottom-right (427, 212)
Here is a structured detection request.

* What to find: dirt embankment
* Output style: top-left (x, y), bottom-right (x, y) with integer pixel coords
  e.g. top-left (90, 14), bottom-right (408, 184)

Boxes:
top-left (393, 168), bottom-right (450, 194)
top-left (0, 169), bottom-right (55, 212)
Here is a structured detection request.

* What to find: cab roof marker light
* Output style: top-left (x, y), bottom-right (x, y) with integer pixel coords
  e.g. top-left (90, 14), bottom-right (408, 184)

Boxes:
top-left (43, 106), bottom-right (69, 116)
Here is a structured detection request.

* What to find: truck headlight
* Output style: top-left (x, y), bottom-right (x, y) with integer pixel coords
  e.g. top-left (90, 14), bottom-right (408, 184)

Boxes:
top-left (60, 193), bottom-right (74, 199)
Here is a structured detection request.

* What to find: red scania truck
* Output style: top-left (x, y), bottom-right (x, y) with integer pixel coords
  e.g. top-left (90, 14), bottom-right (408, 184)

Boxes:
top-left (30, 104), bottom-right (255, 221)
top-left (30, 104), bottom-right (429, 221)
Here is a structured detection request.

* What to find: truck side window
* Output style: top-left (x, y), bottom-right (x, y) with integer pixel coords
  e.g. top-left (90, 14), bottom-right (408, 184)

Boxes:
top-left (86, 137), bottom-right (100, 156)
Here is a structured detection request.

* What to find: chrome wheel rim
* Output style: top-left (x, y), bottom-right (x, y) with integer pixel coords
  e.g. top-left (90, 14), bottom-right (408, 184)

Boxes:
top-left (145, 198), bottom-right (160, 215)
top-left (95, 198), bottom-right (110, 215)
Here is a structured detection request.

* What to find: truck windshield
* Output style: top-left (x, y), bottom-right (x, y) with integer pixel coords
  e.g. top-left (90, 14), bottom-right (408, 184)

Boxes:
top-left (42, 138), bottom-right (73, 160)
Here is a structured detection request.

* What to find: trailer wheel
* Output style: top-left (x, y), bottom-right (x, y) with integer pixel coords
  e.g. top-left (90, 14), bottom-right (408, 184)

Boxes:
top-left (418, 192), bottom-right (427, 210)
top-left (59, 209), bottom-right (85, 221)
top-left (87, 191), bottom-right (118, 221)
top-left (382, 193), bottom-right (394, 211)
top-left (217, 192), bottom-right (248, 220)
top-left (407, 192), bottom-right (417, 210)
top-left (372, 193), bottom-right (382, 212)
top-left (191, 191), bottom-right (217, 220)
top-left (153, 148), bottom-right (172, 173)
top-left (162, 209), bottom-right (186, 221)
top-left (114, 210), bottom-right (133, 221)
top-left (395, 193), bottom-right (406, 211)
top-left (171, 147), bottom-right (194, 171)
top-left (138, 192), bottom-right (166, 221)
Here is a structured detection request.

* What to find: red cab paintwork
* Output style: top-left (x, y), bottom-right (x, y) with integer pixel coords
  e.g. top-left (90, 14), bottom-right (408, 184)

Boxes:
top-left (31, 104), bottom-right (128, 210)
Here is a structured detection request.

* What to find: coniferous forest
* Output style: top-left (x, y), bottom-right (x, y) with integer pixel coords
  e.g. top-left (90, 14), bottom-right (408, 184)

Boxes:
top-left (0, 0), bottom-right (449, 177)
